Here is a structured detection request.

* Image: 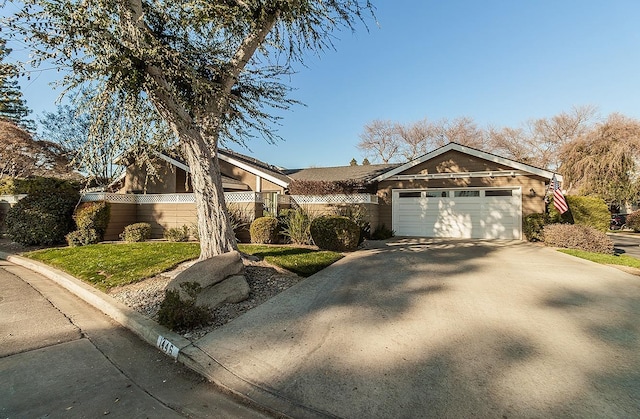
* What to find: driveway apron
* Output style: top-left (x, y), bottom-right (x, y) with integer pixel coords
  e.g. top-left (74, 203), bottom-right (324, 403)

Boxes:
top-left (194, 239), bottom-right (640, 418)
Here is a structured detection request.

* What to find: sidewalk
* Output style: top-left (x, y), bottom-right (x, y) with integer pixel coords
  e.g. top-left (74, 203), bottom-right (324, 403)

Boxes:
top-left (0, 250), bottom-right (325, 418)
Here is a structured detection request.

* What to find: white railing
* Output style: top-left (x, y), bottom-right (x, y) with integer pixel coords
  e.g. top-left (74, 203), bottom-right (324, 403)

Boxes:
top-left (0, 194), bottom-right (27, 204)
top-left (81, 192), bottom-right (264, 204)
top-left (289, 194), bottom-right (378, 205)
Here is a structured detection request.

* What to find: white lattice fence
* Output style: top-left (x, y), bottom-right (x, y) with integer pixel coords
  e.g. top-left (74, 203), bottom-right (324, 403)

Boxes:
top-left (288, 194), bottom-right (378, 205)
top-left (81, 191), bottom-right (263, 204)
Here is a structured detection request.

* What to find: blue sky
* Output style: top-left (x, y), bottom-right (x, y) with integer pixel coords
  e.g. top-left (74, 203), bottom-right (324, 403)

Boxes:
top-left (6, 0), bottom-right (640, 169)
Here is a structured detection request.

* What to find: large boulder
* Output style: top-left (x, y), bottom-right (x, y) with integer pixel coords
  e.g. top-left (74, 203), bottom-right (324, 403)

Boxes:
top-left (167, 251), bottom-right (243, 292)
top-left (166, 251), bottom-right (250, 309)
top-left (195, 275), bottom-right (250, 308)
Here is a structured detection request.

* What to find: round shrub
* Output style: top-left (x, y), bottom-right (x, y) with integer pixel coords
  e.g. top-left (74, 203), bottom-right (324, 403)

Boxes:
top-left (120, 222), bottom-right (151, 242)
top-left (5, 190), bottom-right (79, 246)
top-left (626, 210), bottom-right (640, 232)
top-left (164, 225), bottom-right (190, 242)
top-left (73, 201), bottom-right (111, 240)
top-left (310, 215), bottom-right (360, 252)
top-left (66, 228), bottom-right (99, 247)
top-left (543, 223), bottom-right (614, 254)
top-left (249, 216), bottom-right (280, 244)
top-left (523, 213), bottom-right (546, 242)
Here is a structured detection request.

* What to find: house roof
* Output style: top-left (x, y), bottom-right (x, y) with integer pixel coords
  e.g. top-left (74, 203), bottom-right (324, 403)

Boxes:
top-left (372, 142), bottom-right (562, 182)
top-left (218, 149), bottom-right (290, 187)
top-left (152, 149), bottom-right (289, 188)
top-left (285, 163), bottom-right (399, 183)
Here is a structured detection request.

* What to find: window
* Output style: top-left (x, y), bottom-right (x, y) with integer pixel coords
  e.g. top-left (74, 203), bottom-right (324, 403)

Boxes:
top-left (425, 191), bottom-right (440, 198)
top-left (399, 191), bottom-right (421, 198)
top-left (454, 190), bottom-right (480, 197)
top-left (485, 190), bottom-right (513, 197)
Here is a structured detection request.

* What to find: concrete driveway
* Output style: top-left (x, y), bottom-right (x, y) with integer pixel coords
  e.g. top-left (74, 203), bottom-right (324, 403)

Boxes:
top-left (194, 239), bottom-right (640, 418)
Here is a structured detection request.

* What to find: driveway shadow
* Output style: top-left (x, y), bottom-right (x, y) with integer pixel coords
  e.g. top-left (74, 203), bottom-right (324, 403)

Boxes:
top-left (195, 240), bottom-right (640, 418)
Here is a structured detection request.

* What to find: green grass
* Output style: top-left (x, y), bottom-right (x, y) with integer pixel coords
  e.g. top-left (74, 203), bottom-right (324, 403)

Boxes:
top-left (238, 244), bottom-right (343, 277)
top-left (558, 249), bottom-right (640, 269)
top-left (24, 242), bottom-right (343, 290)
top-left (25, 243), bottom-right (200, 291)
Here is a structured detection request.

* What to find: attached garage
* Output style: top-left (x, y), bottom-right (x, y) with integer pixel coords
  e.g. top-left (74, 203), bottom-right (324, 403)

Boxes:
top-left (392, 187), bottom-right (521, 239)
top-left (373, 143), bottom-right (561, 240)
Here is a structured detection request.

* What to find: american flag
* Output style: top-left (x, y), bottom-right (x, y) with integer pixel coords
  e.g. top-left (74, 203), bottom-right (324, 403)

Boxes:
top-left (550, 175), bottom-right (568, 214)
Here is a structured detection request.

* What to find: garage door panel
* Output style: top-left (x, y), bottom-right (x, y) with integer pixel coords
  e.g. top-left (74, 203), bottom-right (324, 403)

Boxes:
top-left (392, 189), bottom-right (521, 239)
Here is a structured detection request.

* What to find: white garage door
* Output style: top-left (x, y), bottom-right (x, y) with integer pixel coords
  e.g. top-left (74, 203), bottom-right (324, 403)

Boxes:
top-left (392, 188), bottom-right (522, 239)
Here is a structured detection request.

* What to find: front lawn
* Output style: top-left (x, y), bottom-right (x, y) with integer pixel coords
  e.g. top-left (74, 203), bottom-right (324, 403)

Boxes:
top-left (558, 249), bottom-right (640, 269)
top-left (238, 244), bottom-right (343, 277)
top-left (26, 242), bottom-right (201, 290)
top-left (24, 242), bottom-right (343, 290)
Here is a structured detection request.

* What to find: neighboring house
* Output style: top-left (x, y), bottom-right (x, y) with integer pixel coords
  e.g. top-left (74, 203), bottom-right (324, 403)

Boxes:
top-left (85, 142), bottom-right (560, 241)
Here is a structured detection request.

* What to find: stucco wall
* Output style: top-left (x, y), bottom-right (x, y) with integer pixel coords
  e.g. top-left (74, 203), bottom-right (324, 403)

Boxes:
top-left (104, 203), bottom-right (138, 240)
top-left (103, 201), bottom-right (262, 242)
top-left (123, 161), bottom-right (177, 194)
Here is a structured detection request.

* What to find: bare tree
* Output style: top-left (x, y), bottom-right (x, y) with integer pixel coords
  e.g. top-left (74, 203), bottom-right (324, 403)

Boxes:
top-left (560, 113), bottom-right (640, 206)
top-left (357, 119), bottom-right (401, 163)
top-left (359, 116), bottom-right (487, 163)
top-left (431, 116), bottom-right (487, 149)
top-left (526, 105), bottom-right (599, 170)
top-left (486, 126), bottom-right (534, 164)
top-left (396, 118), bottom-right (432, 161)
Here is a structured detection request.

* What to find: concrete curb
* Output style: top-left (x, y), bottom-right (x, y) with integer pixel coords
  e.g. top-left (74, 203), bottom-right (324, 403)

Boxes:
top-left (0, 251), bottom-right (325, 418)
top-left (0, 251), bottom-right (191, 354)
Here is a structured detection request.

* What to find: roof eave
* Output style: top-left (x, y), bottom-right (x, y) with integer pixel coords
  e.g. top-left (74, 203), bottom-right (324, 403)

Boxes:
top-left (372, 143), bottom-right (562, 182)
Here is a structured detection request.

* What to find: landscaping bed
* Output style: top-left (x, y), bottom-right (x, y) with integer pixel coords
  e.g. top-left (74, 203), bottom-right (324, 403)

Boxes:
top-left (1, 239), bottom-right (344, 340)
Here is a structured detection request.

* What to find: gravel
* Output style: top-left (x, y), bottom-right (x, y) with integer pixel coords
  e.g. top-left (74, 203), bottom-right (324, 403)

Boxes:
top-left (108, 259), bottom-right (303, 341)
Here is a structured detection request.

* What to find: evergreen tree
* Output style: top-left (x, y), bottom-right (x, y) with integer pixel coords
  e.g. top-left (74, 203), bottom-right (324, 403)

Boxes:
top-left (5, 1), bottom-right (374, 259)
top-left (0, 39), bottom-right (32, 130)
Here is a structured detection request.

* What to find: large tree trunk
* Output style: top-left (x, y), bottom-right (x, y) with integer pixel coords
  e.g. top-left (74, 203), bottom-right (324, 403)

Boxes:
top-left (179, 129), bottom-right (237, 260)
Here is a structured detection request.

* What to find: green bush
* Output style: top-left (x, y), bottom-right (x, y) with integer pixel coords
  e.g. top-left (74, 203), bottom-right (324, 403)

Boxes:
top-left (310, 215), bottom-right (360, 252)
top-left (280, 208), bottom-right (314, 245)
top-left (157, 283), bottom-right (212, 331)
top-left (0, 205), bottom-right (7, 233)
top-left (5, 190), bottom-right (79, 246)
top-left (543, 223), bottom-right (614, 254)
top-left (371, 223), bottom-right (394, 240)
top-left (65, 228), bottom-right (99, 247)
top-left (548, 195), bottom-right (609, 232)
top-left (73, 202), bottom-right (110, 239)
top-left (249, 216), bottom-right (280, 244)
top-left (626, 210), bottom-right (640, 232)
top-left (0, 176), bottom-right (80, 195)
top-left (333, 205), bottom-right (370, 244)
top-left (227, 205), bottom-right (253, 236)
top-left (120, 222), bottom-right (151, 242)
top-left (523, 213), bottom-right (546, 242)
top-left (163, 225), bottom-right (190, 242)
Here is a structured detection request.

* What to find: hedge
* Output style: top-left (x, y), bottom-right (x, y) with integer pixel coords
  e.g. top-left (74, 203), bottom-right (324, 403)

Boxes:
top-left (548, 195), bottom-right (609, 232)
top-left (310, 215), bottom-right (360, 252)
top-left (6, 190), bottom-right (79, 246)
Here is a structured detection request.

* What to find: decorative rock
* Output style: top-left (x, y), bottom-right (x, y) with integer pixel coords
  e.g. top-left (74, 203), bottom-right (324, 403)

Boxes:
top-left (195, 275), bottom-right (250, 308)
top-left (167, 251), bottom-right (243, 294)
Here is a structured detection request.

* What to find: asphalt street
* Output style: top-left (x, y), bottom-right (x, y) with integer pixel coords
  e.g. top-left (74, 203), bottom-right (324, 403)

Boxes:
top-left (0, 260), bottom-right (271, 418)
top-left (611, 233), bottom-right (640, 259)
